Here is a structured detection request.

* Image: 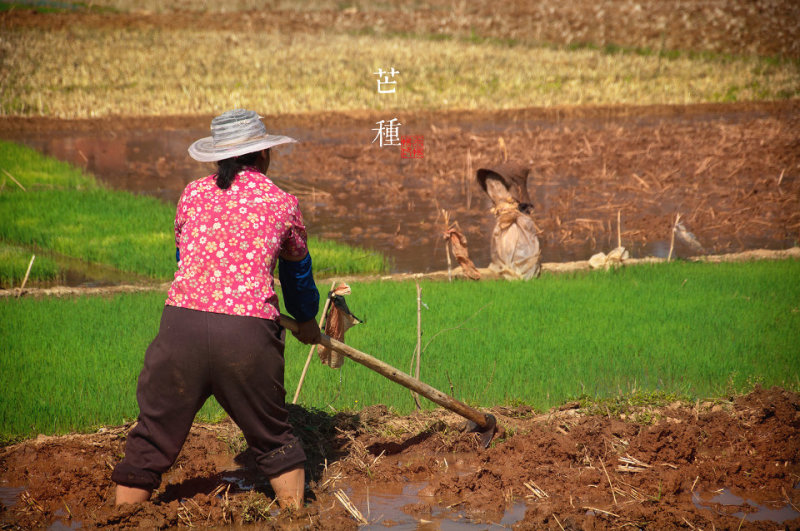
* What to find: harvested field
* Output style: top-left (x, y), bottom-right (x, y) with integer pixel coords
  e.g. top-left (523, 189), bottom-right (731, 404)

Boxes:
top-left (4, 0), bottom-right (799, 58)
top-left (1, 386), bottom-right (798, 529)
top-left (3, 2), bottom-right (799, 117)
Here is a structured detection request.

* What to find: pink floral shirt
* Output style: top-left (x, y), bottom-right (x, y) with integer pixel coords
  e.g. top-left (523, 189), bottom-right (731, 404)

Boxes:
top-left (166, 167), bottom-right (309, 320)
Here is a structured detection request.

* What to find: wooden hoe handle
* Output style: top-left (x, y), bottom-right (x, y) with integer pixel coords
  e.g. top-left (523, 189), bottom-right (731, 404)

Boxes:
top-left (279, 314), bottom-right (495, 431)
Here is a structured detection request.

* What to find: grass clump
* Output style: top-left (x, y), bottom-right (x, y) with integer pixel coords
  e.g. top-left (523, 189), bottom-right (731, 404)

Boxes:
top-left (2, 28), bottom-right (797, 118)
top-left (0, 141), bottom-right (388, 284)
top-left (0, 243), bottom-right (58, 286)
top-left (577, 389), bottom-right (686, 424)
top-left (2, 259), bottom-right (799, 439)
top-left (238, 492), bottom-right (275, 524)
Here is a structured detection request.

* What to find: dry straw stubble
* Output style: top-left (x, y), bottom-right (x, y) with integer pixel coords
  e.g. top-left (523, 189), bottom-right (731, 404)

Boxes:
top-left (2, 28), bottom-right (798, 118)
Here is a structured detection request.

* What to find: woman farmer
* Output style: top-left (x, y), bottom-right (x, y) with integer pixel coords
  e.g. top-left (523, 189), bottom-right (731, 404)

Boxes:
top-left (112, 109), bottom-right (321, 509)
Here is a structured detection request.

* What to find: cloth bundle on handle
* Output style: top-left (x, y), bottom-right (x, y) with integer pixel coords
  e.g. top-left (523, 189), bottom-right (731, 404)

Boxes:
top-left (319, 283), bottom-right (362, 368)
top-left (477, 163), bottom-right (541, 280)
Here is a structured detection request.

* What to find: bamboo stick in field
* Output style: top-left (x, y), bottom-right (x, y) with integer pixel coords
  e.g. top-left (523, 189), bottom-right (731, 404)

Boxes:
top-left (292, 280), bottom-right (336, 404)
top-left (667, 213), bottom-right (681, 261)
top-left (445, 243), bottom-right (453, 282)
top-left (2, 169), bottom-right (26, 192)
top-left (465, 149), bottom-right (473, 209)
top-left (617, 209), bottom-right (622, 249)
top-left (16, 255), bottom-right (35, 298)
top-left (442, 209), bottom-right (453, 282)
top-left (413, 281), bottom-right (423, 409)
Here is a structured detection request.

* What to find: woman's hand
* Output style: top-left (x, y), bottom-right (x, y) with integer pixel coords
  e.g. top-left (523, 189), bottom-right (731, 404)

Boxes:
top-left (292, 318), bottom-right (321, 345)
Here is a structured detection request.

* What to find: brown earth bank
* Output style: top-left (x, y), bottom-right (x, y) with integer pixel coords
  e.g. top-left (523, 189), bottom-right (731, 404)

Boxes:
top-left (2, 0), bottom-right (798, 58)
top-left (2, 101), bottom-right (798, 273)
top-left (1, 386), bottom-right (799, 529)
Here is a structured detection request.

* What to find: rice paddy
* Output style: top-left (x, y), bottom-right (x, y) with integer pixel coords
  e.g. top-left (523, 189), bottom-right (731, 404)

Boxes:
top-left (2, 259), bottom-right (798, 440)
top-left (0, 140), bottom-right (388, 286)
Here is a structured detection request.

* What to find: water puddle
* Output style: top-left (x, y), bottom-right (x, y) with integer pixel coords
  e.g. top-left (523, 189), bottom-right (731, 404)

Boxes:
top-left (47, 517), bottom-right (81, 530)
top-left (2, 485), bottom-right (81, 530)
top-left (215, 450), bottom-right (527, 528)
top-left (692, 488), bottom-right (800, 524)
top-left (6, 246), bottom-right (162, 289)
top-left (219, 471), bottom-right (270, 493)
top-left (0, 486), bottom-right (25, 510)
top-left (214, 458), bottom-right (525, 528)
top-left (344, 482), bottom-right (527, 529)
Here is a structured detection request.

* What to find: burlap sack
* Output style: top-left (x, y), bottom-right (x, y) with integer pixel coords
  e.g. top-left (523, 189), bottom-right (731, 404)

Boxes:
top-left (478, 164), bottom-right (541, 280)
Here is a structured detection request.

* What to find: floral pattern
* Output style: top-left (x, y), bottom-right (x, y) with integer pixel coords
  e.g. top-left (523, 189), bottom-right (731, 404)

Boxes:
top-left (166, 167), bottom-right (308, 320)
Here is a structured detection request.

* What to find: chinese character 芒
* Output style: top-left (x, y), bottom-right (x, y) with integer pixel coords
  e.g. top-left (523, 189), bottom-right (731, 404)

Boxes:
top-left (400, 135), bottom-right (424, 159)
top-left (373, 67), bottom-right (399, 94)
top-left (372, 118), bottom-right (402, 147)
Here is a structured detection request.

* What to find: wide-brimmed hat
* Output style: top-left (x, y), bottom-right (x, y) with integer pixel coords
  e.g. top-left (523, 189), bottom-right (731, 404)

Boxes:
top-left (476, 162), bottom-right (532, 205)
top-left (188, 109), bottom-right (297, 162)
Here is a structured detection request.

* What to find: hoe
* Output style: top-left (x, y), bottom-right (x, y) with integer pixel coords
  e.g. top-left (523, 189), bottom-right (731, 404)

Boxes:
top-left (280, 314), bottom-right (498, 447)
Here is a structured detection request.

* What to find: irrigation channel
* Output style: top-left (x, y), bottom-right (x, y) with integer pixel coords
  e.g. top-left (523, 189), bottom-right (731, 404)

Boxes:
top-left (2, 101), bottom-right (797, 282)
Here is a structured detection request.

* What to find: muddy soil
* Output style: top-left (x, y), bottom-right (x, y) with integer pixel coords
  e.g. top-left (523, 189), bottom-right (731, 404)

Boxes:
top-left (1, 386), bottom-right (798, 529)
top-left (2, 101), bottom-right (798, 274)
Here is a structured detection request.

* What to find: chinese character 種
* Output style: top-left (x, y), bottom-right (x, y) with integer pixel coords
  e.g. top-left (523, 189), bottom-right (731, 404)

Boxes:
top-left (372, 118), bottom-right (402, 147)
top-left (374, 67), bottom-right (399, 94)
top-left (400, 135), bottom-right (424, 159)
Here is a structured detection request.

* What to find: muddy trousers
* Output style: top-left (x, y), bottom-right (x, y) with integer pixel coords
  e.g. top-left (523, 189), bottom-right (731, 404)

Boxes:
top-left (111, 305), bottom-right (306, 491)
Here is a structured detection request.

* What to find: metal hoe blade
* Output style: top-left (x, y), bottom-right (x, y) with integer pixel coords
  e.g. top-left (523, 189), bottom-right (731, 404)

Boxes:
top-left (467, 413), bottom-right (498, 449)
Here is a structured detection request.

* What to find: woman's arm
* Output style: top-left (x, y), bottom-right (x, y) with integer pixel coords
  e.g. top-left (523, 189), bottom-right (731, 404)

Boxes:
top-left (279, 252), bottom-right (321, 344)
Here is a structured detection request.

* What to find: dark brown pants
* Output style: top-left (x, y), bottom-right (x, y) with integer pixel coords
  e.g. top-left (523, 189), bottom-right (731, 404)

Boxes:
top-left (112, 305), bottom-right (305, 491)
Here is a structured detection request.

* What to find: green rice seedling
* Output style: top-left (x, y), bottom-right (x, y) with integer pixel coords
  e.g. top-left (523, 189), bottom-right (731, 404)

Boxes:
top-left (308, 238), bottom-right (389, 276)
top-left (0, 141), bottom-right (388, 282)
top-left (0, 291), bottom-right (228, 439)
top-left (283, 260), bottom-right (800, 414)
top-left (0, 243), bottom-right (58, 287)
top-left (2, 259), bottom-right (798, 439)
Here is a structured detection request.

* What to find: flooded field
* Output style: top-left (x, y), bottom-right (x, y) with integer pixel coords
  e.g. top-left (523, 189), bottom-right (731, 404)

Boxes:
top-left (3, 101), bottom-right (797, 275)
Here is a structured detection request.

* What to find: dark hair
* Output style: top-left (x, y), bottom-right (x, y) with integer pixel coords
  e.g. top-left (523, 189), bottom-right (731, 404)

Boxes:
top-left (215, 151), bottom-right (260, 190)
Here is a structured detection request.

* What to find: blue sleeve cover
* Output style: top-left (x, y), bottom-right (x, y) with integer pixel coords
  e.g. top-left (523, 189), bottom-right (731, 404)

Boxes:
top-left (278, 253), bottom-right (320, 323)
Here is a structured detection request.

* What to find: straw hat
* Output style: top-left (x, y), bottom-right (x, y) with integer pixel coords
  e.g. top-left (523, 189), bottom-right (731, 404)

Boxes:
top-left (476, 162), bottom-right (533, 206)
top-left (188, 109), bottom-right (297, 162)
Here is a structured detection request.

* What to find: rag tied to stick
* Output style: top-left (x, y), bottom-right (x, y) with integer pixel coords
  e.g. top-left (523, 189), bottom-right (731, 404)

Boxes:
top-left (444, 226), bottom-right (481, 280)
top-left (319, 283), bottom-right (363, 368)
